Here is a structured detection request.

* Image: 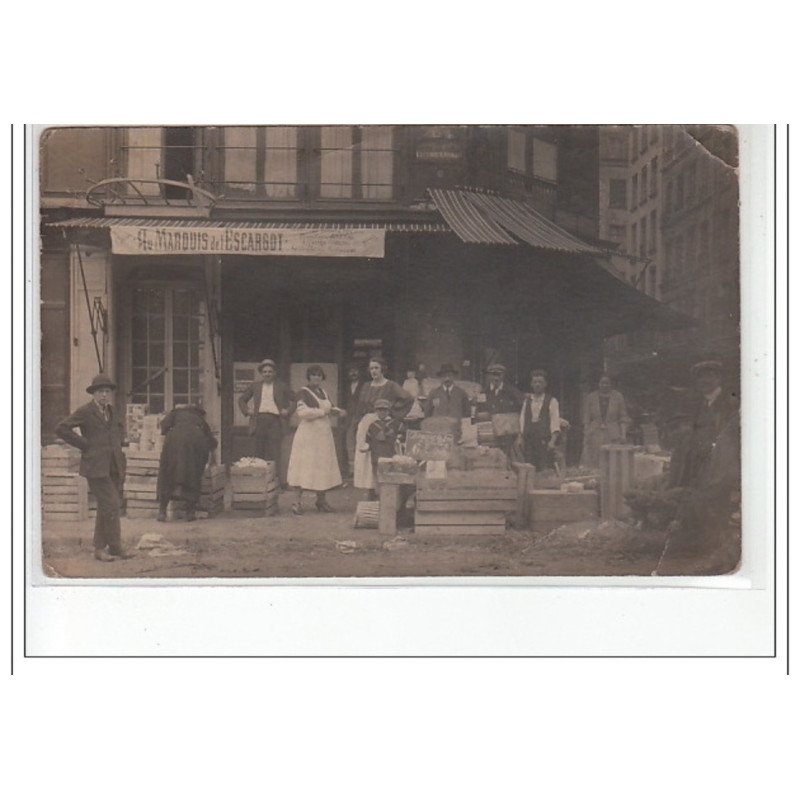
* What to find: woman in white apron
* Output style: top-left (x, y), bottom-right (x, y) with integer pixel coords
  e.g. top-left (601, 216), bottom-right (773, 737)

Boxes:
top-left (286, 365), bottom-right (344, 514)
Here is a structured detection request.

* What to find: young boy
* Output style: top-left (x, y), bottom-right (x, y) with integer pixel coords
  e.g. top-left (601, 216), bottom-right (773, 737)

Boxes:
top-left (361, 399), bottom-right (406, 499)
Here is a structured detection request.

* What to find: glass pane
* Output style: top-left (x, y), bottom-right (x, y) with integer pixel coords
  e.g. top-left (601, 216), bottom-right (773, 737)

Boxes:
top-left (131, 393), bottom-right (147, 405)
top-left (189, 369), bottom-right (200, 393)
top-left (173, 342), bottom-right (189, 367)
top-left (265, 126), bottom-right (298, 199)
top-left (149, 343), bottom-right (165, 367)
top-left (173, 394), bottom-right (189, 407)
top-left (147, 289), bottom-right (165, 314)
top-left (320, 126), bottom-right (353, 198)
top-left (223, 127), bottom-right (257, 194)
top-left (173, 369), bottom-right (188, 394)
top-left (131, 369), bottom-right (149, 392)
top-left (189, 317), bottom-right (201, 342)
top-left (361, 126), bottom-right (393, 200)
top-left (148, 395), bottom-right (165, 414)
top-left (132, 290), bottom-right (148, 315)
top-left (188, 341), bottom-right (200, 368)
top-left (149, 315), bottom-right (165, 339)
top-left (131, 315), bottom-right (147, 341)
top-left (172, 315), bottom-right (189, 341)
top-left (149, 372), bottom-right (165, 394)
top-left (131, 340), bottom-right (147, 367)
top-left (173, 289), bottom-right (191, 316)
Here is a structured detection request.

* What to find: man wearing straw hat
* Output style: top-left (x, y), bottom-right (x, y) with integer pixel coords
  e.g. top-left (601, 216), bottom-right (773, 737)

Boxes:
top-left (56, 373), bottom-right (131, 561)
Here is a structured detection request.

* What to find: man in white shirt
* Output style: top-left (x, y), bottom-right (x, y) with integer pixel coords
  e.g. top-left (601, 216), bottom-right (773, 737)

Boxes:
top-left (517, 369), bottom-right (561, 470)
top-left (237, 358), bottom-right (294, 468)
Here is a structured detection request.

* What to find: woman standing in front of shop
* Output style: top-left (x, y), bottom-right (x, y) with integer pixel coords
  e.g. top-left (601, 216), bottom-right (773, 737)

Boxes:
top-left (286, 365), bottom-right (345, 515)
top-left (353, 357), bottom-right (413, 499)
top-left (580, 374), bottom-right (629, 469)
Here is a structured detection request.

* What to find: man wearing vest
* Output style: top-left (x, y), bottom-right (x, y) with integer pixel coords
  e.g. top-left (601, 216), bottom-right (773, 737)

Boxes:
top-left (56, 373), bottom-right (131, 561)
top-left (518, 369), bottom-right (561, 471)
top-left (424, 364), bottom-right (471, 420)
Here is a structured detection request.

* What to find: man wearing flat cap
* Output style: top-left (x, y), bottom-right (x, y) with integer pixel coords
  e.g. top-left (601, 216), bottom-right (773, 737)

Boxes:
top-left (238, 358), bottom-right (294, 466)
top-left (478, 363), bottom-right (525, 457)
top-left (56, 373), bottom-right (130, 561)
top-left (424, 364), bottom-right (470, 420)
top-left (665, 359), bottom-right (740, 570)
top-left (479, 364), bottom-right (524, 416)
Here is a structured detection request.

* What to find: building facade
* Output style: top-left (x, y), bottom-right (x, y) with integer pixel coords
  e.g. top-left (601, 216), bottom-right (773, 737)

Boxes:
top-left (40, 125), bottom-right (682, 464)
top-left (600, 125), bottom-right (740, 412)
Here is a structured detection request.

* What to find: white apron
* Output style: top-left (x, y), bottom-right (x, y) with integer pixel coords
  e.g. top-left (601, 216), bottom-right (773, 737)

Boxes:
top-left (286, 389), bottom-right (342, 491)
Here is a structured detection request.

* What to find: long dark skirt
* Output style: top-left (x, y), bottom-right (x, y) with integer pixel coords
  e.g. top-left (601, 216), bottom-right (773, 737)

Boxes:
top-left (157, 425), bottom-right (211, 503)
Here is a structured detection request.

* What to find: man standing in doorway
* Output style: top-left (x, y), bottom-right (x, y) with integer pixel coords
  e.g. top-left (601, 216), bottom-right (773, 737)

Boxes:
top-left (343, 362), bottom-right (366, 478)
top-left (56, 373), bottom-right (131, 561)
top-left (238, 358), bottom-right (294, 468)
top-left (518, 369), bottom-right (561, 471)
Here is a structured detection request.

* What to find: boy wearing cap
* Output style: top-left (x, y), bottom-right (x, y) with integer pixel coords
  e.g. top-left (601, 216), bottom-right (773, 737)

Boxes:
top-left (361, 399), bottom-right (406, 499)
top-left (237, 358), bottom-right (294, 466)
top-left (56, 373), bottom-right (130, 561)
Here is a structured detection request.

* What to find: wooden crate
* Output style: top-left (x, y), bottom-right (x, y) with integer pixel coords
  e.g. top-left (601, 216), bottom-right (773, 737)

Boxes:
top-left (42, 474), bottom-right (89, 521)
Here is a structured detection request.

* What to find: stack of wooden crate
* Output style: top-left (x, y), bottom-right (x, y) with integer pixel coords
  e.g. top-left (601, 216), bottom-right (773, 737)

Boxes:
top-left (123, 450), bottom-right (161, 518)
top-left (414, 469), bottom-right (516, 535)
top-left (230, 460), bottom-right (278, 516)
top-left (41, 445), bottom-right (88, 523)
top-left (475, 421), bottom-right (496, 446)
top-left (198, 464), bottom-right (226, 518)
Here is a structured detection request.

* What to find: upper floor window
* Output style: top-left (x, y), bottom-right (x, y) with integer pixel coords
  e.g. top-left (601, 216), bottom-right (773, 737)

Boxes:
top-left (507, 129), bottom-right (527, 173)
top-left (125, 127), bottom-right (200, 199)
top-left (531, 137), bottom-right (557, 182)
top-left (609, 178), bottom-right (627, 209)
top-left (320, 126), bottom-right (395, 200)
top-left (222, 126), bottom-right (300, 199)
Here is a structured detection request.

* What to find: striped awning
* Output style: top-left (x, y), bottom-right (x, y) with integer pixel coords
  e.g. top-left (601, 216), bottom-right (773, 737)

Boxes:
top-left (428, 188), bottom-right (601, 253)
top-left (48, 217), bottom-right (450, 234)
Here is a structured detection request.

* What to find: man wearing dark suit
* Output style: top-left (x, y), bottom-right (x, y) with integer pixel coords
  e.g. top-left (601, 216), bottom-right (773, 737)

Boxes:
top-left (343, 363), bottom-right (366, 477)
top-left (237, 358), bottom-right (294, 465)
top-left (424, 364), bottom-right (471, 420)
top-left (55, 373), bottom-right (130, 561)
top-left (663, 360), bottom-right (740, 571)
top-left (479, 363), bottom-right (524, 416)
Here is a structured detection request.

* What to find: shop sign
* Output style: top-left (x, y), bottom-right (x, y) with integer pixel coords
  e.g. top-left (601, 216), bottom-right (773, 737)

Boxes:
top-left (404, 430), bottom-right (455, 461)
top-left (109, 225), bottom-right (386, 258)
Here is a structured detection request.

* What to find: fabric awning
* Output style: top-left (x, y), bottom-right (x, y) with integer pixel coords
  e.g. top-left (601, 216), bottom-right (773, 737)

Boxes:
top-left (47, 217), bottom-right (450, 259)
top-left (428, 188), bottom-right (602, 253)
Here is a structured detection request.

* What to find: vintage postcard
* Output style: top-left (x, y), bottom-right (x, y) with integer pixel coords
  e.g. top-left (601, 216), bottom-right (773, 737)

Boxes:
top-left (35, 124), bottom-right (747, 580)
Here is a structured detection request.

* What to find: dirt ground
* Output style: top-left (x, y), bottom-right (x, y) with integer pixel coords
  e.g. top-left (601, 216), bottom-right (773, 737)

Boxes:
top-left (40, 486), bottom-right (737, 579)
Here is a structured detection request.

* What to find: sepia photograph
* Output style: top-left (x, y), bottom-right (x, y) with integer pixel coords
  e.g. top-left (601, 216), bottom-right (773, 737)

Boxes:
top-left (36, 124), bottom-right (743, 580)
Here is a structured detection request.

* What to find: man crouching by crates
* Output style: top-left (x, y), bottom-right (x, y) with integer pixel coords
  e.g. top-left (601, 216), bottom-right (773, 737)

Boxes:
top-left (56, 373), bottom-right (132, 561)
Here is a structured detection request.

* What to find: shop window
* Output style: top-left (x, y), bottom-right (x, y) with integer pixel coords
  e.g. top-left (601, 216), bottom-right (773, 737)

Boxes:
top-left (609, 178), bottom-right (627, 209)
top-left (130, 287), bottom-right (204, 413)
top-left (531, 137), bottom-right (557, 182)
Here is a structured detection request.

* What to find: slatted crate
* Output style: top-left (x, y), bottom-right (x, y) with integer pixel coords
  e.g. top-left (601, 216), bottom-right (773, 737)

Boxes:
top-left (414, 470), bottom-right (517, 535)
top-left (122, 450), bottom-right (161, 518)
top-left (42, 474), bottom-right (89, 522)
top-left (230, 461), bottom-right (279, 516)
